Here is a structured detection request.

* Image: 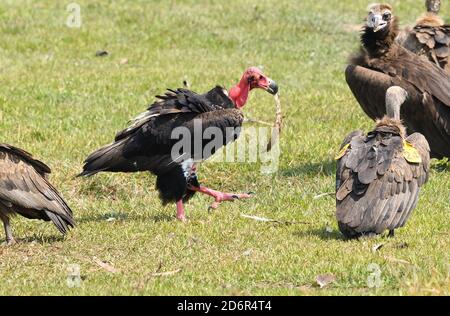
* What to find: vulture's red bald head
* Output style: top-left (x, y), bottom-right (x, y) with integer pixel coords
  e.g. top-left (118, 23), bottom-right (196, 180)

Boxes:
top-left (229, 67), bottom-right (278, 108)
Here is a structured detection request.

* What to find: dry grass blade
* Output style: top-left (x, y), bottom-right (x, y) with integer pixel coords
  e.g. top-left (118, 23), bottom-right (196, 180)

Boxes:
top-left (266, 93), bottom-right (282, 152)
top-left (92, 257), bottom-right (119, 274)
top-left (241, 214), bottom-right (310, 225)
top-left (241, 214), bottom-right (274, 222)
top-left (384, 256), bottom-right (413, 265)
top-left (315, 274), bottom-right (336, 288)
top-left (313, 192), bottom-right (335, 199)
top-left (243, 117), bottom-right (273, 126)
top-left (151, 269), bottom-right (182, 277)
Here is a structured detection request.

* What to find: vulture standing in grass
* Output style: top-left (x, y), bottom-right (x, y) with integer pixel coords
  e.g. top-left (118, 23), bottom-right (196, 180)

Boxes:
top-left (79, 67), bottom-right (278, 221)
top-left (397, 0), bottom-right (449, 73)
top-left (0, 144), bottom-right (74, 245)
top-left (346, 3), bottom-right (450, 159)
top-left (336, 87), bottom-right (430, 239)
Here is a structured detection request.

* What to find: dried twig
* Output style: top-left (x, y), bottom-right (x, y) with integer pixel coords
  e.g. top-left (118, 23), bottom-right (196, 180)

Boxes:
top-left (151, 269), bottom-right (182, 277)
top-left (384, 256), bottom-right (413, 265)
top-left (244, 117), bottom-right (273, 126)
top-left (92, 257), bottom-right (119, 273)
top-left (240, 214), bottom-right (310, 225)
top-left (266, 93), bottom-right (282, 152)
top-left (313, 192), bottom-right (335, 199)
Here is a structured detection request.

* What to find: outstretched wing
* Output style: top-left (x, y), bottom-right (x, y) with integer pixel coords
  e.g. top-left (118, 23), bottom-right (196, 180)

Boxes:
top-left (115, 88), bottom-right (225, 141)
top-left (0, 146), bottom-right (74, 233)
top-left (336, 129), bottom-right (430, 237)
top-left (79, 88), bottom-right (243, 177)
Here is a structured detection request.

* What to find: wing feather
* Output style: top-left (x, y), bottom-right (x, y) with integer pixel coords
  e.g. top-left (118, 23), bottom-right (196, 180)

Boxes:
top-left (336, 126), bottom-right (431, 238)
top-left (0, 147), bottom-right (74, 232)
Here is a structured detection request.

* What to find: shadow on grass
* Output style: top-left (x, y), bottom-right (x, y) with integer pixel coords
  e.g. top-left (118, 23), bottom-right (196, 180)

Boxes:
top-left (150, 213), bottom-right (178, 223)
top-left (77, 213), bottom-right (127, 224)
top-left (16, 235), bottom-right (66, 244)
top-left (77, 211), bottom-right (176, 224)
top-left (431, 159), bottom-right (450, 173)
top-left (293, 228), bottom-right (345, 241)
top-left (280, 160), bottom-right (336, 177)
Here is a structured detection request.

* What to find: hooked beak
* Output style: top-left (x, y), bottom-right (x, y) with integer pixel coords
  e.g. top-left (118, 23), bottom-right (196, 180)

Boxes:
top-left (369, 14), bottom-right (387, 32)
top-left (265, 79), bottom-right (279, 95)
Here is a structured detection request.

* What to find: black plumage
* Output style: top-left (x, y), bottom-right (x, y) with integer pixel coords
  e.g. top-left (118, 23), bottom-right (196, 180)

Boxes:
top-left (0, 144), bottom-right (75, 245)
top-left (346, 3), bottom-right (450, 159)
top-left (79, 68), bottom-right (278, 221)
top-left (80, 87), bottom-right (242, 203)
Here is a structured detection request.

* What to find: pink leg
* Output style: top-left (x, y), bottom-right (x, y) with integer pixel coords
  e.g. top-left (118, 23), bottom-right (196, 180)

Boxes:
top-left (188, 185), bottom-right (254, 210)
top-left (176, 200), bottom-right (187, 222)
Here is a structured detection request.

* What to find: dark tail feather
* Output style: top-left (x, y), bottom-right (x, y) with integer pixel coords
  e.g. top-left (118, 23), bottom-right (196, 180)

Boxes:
top-left (78, 139), bottom-right (128, 177)
top-left (45, 211), bottom-right (75, 235)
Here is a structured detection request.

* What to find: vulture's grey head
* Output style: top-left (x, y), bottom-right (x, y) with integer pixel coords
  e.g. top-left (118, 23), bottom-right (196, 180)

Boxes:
top-left (426, 0), bottom-right (441, 14)
top-left (366, 3), bottom-right (394, 33)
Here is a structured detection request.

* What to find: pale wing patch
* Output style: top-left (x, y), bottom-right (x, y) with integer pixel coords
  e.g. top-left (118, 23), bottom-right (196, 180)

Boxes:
top-left (403, 140), bottom-right (422, 164)
top-left (335, 143), bottom-right (351, 160)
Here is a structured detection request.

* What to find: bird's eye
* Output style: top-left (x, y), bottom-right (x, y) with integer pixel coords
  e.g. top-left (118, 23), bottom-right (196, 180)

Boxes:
top-left (383, 12), bottom-right (391, 21)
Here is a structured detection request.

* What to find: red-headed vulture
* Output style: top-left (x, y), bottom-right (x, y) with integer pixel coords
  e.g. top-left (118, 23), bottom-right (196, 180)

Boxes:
top-left (346, 3), bottom-right (450, 159)
top-left (397, 0), bottom-right (449, 73)
top-left (78, 67), bottom-right (278, 222)
top-left (0, 144), bottom-right (75, 245)
top-left (336, 87), bottom-right (430, 239)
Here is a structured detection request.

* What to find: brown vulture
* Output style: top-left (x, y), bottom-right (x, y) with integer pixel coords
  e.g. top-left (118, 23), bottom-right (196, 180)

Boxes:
top-left (345, 3), bottom-right (450, 159)
top-left (79, 67), bottom-right (278, 221)
top-left (397, 0), bottom-right (450, 73)
top-left (336, 87), bottom-right (430, 239)
top-left (0, 144), bottom-right (75, 245)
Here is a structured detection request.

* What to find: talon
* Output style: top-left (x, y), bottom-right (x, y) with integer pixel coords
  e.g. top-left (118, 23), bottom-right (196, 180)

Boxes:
top-left (247, 191), bottom-right (256, 195)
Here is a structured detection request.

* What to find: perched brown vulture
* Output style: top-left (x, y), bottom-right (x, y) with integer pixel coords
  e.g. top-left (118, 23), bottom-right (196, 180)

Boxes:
top-left (346, 3), bottom-right (450, 159)
top-left (336, 87), bottom-right (430, 239)
top-left (397, 0), bottom-right (450, 73)
top-left (0, 144), bottom-right (75, 245)
top-left (79, 67), bottom-right (278, 221)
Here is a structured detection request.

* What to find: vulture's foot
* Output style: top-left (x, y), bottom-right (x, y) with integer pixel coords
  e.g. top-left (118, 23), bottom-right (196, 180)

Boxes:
top-left (176, 200), bottom-right (187, 222)
top-left (188, 186), bottom-right (254, 211)
top-left (2, 238), bottom-right (17, 246)
top-left (388, 230), bottom-right (395, 238)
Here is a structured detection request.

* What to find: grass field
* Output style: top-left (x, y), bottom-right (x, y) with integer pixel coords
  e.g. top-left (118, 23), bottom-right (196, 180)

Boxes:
top-left (0, 0), bottom-right (449, 296)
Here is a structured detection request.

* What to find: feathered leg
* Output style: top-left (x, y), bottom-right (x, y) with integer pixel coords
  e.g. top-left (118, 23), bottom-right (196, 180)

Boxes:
top-left (187, 185), bottom-right (253, 210)
top-left (176, 200), bottom-right (187, 222)
top-left (1, 216), bottom-right (16, 246)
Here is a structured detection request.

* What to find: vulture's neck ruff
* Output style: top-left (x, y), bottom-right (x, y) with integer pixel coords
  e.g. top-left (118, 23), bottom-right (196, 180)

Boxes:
top-left (416, 12), bottom-right (444, 27)
top-left (375, 117), bottom-right (406, 139)
top-left (362, 17), bottom-right (399, 58)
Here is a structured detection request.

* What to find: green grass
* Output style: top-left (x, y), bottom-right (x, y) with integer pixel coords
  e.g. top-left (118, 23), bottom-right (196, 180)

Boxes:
top-left (0, 0), bottom-right (449, 296)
